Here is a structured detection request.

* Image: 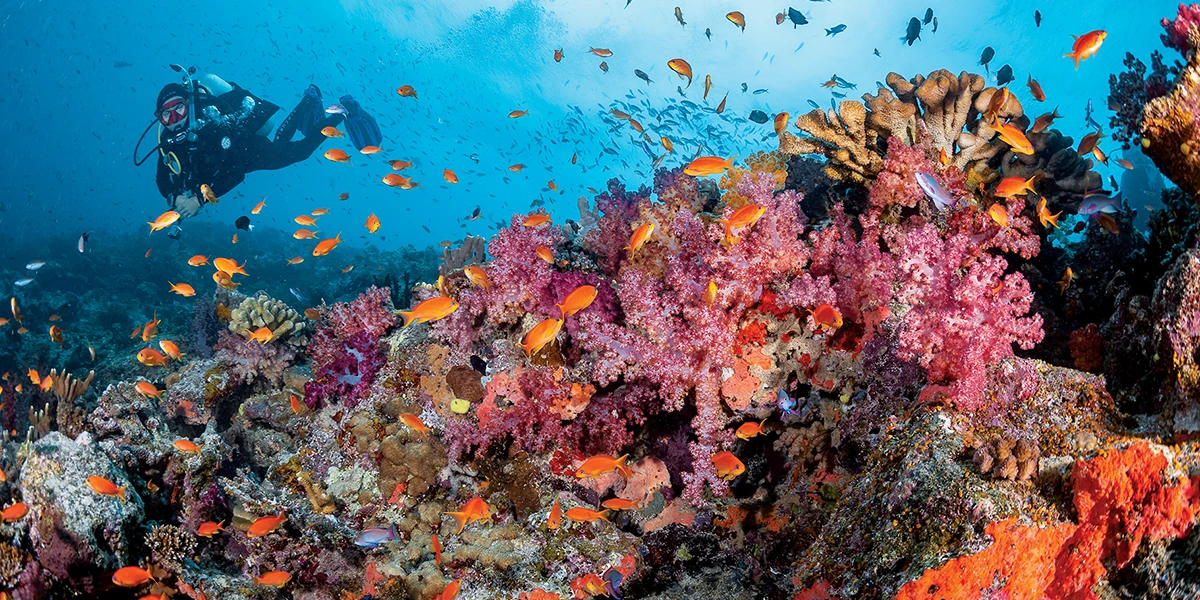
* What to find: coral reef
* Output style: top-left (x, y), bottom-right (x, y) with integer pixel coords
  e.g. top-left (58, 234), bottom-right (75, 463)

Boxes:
top-left (227, 291), bottom-right (309, 346)
top-left (1141, 7), bottom-right (1200, 200)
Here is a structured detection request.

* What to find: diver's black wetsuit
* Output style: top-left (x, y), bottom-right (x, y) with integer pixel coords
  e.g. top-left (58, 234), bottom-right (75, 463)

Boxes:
top-left (156, 83), bottom-right (342, 204)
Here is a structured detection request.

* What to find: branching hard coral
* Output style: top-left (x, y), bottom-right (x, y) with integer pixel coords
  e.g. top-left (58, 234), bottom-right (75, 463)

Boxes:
top-left (895, 442), bottom-right (1200, 600)
top-left (784, 100), bottom-right (885, 184)
top-left (228, 292), bottom-right (308, 346)
top-left (145, 524), bottom-right (196, 573)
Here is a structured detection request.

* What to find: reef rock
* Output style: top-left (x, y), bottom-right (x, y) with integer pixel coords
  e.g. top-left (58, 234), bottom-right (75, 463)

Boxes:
top-left (19, 432), bottom-right (144, 592)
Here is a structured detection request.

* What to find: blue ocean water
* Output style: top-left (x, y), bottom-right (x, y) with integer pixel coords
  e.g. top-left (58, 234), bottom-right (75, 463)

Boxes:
top-left (0, 0), bottom-right (1173, 253)
top-left (0, 0), bottom-right (1177, 377)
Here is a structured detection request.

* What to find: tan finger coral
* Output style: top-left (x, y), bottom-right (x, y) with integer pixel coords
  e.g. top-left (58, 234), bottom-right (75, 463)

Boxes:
top-left (785, 101), bottom-right (886, 184)
top-left (227, 292), bottom-right (308, 346)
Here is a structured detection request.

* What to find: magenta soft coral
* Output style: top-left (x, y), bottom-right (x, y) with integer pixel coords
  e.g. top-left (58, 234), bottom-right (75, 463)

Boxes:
top-left (890, 223), bottom-right (1044, 410)
top-left (1162, 3), bottom-right (1200, 54)
top-left (304, 287), bottom-right (396, 408)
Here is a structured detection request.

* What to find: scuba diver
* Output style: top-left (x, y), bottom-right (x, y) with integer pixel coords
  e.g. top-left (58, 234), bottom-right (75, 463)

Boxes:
top-left (135, 65), bottom-right (381, 231)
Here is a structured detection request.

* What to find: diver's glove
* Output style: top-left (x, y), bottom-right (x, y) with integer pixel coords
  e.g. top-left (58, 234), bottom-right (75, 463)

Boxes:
top-left (340, 95), bottom-right (382, 151)
top-left (174, 192), bottom-right (203, 218)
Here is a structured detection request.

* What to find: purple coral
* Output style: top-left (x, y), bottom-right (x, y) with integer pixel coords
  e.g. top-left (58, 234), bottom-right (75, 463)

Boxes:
top-left (304, 287), bottom-right (395, 408)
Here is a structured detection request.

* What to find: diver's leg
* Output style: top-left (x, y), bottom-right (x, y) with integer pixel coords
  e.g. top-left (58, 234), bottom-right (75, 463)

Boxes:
top-left (250, 115), bottom-right (344, 171)
top-left (273, 84), bottom-right (324, 143)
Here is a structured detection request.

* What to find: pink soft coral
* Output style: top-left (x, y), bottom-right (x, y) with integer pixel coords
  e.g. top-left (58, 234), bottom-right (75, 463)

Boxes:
top-left (1162, 3), bottom-right (1200, 54)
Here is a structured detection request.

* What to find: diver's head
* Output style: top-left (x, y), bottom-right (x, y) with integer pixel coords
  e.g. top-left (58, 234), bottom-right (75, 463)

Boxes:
top-left (157, 83), bottom-right (190, 134)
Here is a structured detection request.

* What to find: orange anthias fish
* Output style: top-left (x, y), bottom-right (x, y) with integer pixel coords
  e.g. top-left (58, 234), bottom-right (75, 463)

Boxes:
top-left (994, 122), bottom-right (1034, 155)
top-left (253, 571), bottom-right (292, 588)
top-left (601, 497), bottom-right (640, 511)
top-left (444, 496), bottom-right (492, 534)
top-left (398, 296), bottom-right (459, 327)
top-left (444, 169), bottom-right (459, 184)
top-left (397, 85), bottom-right (418, 98)
top-left (508, 109), bottom-right (528, 119)
top-left (536, 245), bottom-right (555, 264)
top-left (547, 180), bottom-right (558, 191)
top-left (667, 58), bottom-right (693, 88)
top-left (722, 202), bottom-right (767, 246)
top-left (703, 74), bottom-right (712, 100)
top-left (213, 257), bottom-right (248, 276)
top-left (360, 145), bottom-right (382, 155)
top-left (554, 48), bottom-right (563, 62)
top-left (565, 507), bottom-right (609, 523)
top-left (1077, 130), bottom-right (1102, 156)
top-left (135, 381), bottom-right (162, 398)
top-left (311, 208), bottom-right (330, 216)
top-left (716, 93), bottom-right (728, 114)
top-left (1059, 266), bottom-right (1075, 294)
top-left (994, 175), bottom-right (1039, 198)
top-left (365, 214), bottom-right (381, 233)
top-left (684, 155), bottom-right (736, 177)
top-left (148, 210), bottom-right (181, 233)
top-left (1, 502), bottom-right (27, 522)
top-left (48, 325), bottom-right (64, 346)
top-left (197, 521), bottom-right (224, 537)
top-left (1116, 158), bottom-right (1135, 170)
top-left (400, 413), bottom-right (431, 435)
top-left (988, 203), bottom-right (1010, 228)
top-left (625, 223), bottom-right (654, 259)
top-left (611, 108), bottom-right (631, 120)
top-left (735, 420), bottom-right (767, 441)
top-left (661, 136), bottom-right (675, 153)
top-left (436, 580), bottom-right (460, 600)
top-left (811, 303), bottom-right (843, 331)
top-left (774, 111), bottom-right (790, 137)
top-left (388, 160), bottom-right (413, 170)
top-left (1026, 75), bottom-right (1045, 102)
top-left (985, 87), bottom-right (1011, 122)
top-left (141, 312), bottom-right (160, 342)
top-left (213, 271), bottom-right (239, 290)
top-left (247, 327), bottom-right (274, 344)
top-left (251, 199), bottom-right (267, 214)
top-left (523, 212), bottom-right (551, 227)
top-left (1065, 30), bottom-right (1107, 70)
top-left (575, 454), bottom-right (632, 478)
top-left (464, 266), bottom-right (491, 290)
top-left (705, 280), bottom-right (718, 307)
top-left (290, 394), bottom-right (305, 414)
top-left (294, 214), bottom-right (318, 226)
top-left (287, 257), bottom-right (304, 265)
top-left (112, 565), bottom-right (155, 587)
top-left (548, 498), bottom-right (563, 529)
top-left (509, 163), bottom-right (526, 172)
top-left (726, 10), bottom-right (746, 31)
top-left (522, 317), bottom-right (563, 357)
top-left (556, 285), bottom-right (598, 318)
top-left (321, 126), bottom-right (343, 138)
top-left (588, 47), bottom-right (613, 57)
top-left (1092, 145), bottom-right (1109, 166)
top-left (246, 511), bottom-right (287, 538)
top-left (1031, 107), bottom-right (1062, 133)
top-left (88, 475), bottom-right (127, 500)
top-left (1037, 197), bottom-right (1062, 229)
top-left (138, 348), bottom-right (168, 367)
top-left (312, 233), bottom-right (344, 257)
top-left (187, 255), bottom-right (209, 267)
top-left (293, 229), bottom-right (319, 240)
top-left (160, 340), bottom-right (184, 360)
top-left (200, 184), bottom-right (221, 204)
top-left (169, 282), bottom-right (195, 297)
top-left (712, 451), bottom-right (745, 480)
top-left (324, 149), bottom-right (350, 163)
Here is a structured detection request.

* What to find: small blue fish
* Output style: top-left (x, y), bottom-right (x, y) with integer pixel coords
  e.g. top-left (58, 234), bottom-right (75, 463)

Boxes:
top-left (831, 91), bottom-right (847, 98)
top-left (1078, 193), bottom-right (1121, 215)
top-left (602, 567), bottom-right (624, 599)
top-left (825, 24), bottom-right (847, 36)
top-left (777, 390), bottom-right (799, 418)
top-left (807, 99), bottom-right (820, 109)
top-left (355, 524), bottom-right (397, 549)
top-left (753, 88), bottom-right (769, 95)
top-left (876, 80), bottom-right (887, 89)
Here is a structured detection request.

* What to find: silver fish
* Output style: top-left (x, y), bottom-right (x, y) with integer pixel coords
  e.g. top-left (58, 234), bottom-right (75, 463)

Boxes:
top-left (325, 104), bottom-right (347, 115)
top-left (78, 231), bottom-right (92, 253)
top-left (914, 172), bottom-right (959, 211)
top-left (25, 261), bottom-right (45, 270)
top-left (14, 278), bottom-right (34, 287)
